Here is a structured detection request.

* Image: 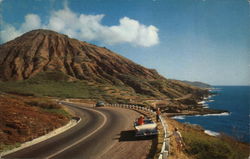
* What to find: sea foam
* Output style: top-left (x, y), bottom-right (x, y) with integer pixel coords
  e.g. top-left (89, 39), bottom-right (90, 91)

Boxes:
top-left (198, 101), bottom-right (206, 104)
top-left (204, 130), bottom-right (220, 136)
top-left (202, 112), bottom-right (230, 116)
top-left (171, 116), bottom-right (185, 120)
top-left (194, 112), bottom-right (230, 117)
top-left (208, 100), bottom-right (214, 102)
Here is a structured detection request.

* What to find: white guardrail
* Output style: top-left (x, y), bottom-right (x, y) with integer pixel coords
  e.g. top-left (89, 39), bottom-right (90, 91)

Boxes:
top-left (102, 103), bottom-right (170, 159)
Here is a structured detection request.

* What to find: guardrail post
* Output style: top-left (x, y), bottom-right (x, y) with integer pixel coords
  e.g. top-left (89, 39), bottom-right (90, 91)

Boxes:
top-left (165, 138), bottom-right (170, 152)
top-left (162, 150), bottom-right (168, 159)
top-left (158, 155), bottom-right (162, 159)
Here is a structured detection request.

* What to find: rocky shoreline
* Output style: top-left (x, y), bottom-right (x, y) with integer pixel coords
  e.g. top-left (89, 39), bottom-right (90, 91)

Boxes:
top-left (163, 88), bottom-right (229, 117)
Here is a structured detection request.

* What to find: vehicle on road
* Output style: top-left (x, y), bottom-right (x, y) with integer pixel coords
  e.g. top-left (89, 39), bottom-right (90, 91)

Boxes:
top-left (134, 117), bottom-right (158, 137)
top-left (96, 101), bottom-right (105, 107)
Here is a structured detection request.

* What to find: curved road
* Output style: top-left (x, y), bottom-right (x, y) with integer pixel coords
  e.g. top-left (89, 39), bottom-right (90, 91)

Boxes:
top-left (4, 102), bottom-right (152, 159)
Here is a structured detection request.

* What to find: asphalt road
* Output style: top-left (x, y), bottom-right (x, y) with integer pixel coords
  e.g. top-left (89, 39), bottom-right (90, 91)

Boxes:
top-left (4, 102), bottom-right (140, 159)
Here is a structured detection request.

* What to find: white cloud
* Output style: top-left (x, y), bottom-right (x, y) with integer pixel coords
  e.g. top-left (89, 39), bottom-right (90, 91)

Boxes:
top-left (0, 0), bottom-right (3, 4)
top-left (0, 24), bottom-right (22, 42)
top-left (21, 14), bottom-right (41, 32)
top-left (0, 14), bottom-right (40, 42)
top-left (0, 5), bottom-right (159, 47)
top-left (106, 17), bottom-right (159, 47)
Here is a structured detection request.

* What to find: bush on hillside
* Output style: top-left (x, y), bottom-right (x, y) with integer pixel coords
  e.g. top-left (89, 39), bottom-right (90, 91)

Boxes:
top-left (182, 129), bottom-right (249, 159)
top-left (25, 100), bottom-right (61, 109)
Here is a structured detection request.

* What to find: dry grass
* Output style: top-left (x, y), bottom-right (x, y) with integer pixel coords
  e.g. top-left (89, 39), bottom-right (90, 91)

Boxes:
top-left (165, 117), bottom-right (250, 159)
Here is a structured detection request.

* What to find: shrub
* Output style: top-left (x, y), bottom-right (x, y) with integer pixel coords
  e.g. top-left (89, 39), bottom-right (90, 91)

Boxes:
top-left (25, 100), bottom-right (61, 109)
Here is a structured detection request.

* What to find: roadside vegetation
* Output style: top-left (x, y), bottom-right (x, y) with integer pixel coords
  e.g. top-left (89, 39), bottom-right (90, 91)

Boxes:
top-left (0, 94), bottom-right (72, 153)
top-left (0, 143), bottom-right (21, 153)
top-left (24, 99), bottom-right (72, 119)
top-left (167, 118), bottom-right (249, 159)
top-left (182, 127), bottom-right (249, 159)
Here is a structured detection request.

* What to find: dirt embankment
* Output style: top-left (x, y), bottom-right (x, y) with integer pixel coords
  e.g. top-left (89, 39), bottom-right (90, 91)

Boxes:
top-left (0, 94), bottom-right (69, 151)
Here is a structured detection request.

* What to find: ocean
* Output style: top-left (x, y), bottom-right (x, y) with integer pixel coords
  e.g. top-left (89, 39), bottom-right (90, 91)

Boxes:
top-left (172, 86), bottom-right (250, 143)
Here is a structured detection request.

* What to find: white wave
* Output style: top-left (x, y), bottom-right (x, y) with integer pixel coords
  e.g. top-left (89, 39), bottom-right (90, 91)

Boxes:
top-left (203, 103), bottom-right (209, 107)
top-left (171, 116), bottom-right (185, 120)
top-left (208, 88), bottom-right (217, 91)
top-left (203, 112), bottom-right (230, 116)
top-left (194, 114), bottom-right (202, 117)
top-left (208, 100), bottom-right (214, 102)
top-left (198, 101), bottom-right (206, 104)
top-left (204, 130), bottom-right (220, 136)
top-left (203, 105), bottom-right (209, 108)
top-left (203, 95), bottom-right (212, 99)
top-left (194, 112), bottom-right (230, 117)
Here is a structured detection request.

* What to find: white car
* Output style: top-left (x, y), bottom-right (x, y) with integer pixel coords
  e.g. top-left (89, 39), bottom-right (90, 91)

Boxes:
top-left (134, 118), bottom-right (158, 137)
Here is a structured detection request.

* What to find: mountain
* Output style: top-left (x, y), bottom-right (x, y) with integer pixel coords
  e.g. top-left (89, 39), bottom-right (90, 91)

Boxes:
top-left (0, 29), bottom-right (208, 102)
top-left (0, 29), bottom-right (159, 81)
top-left (181, 81), bottom-right (211, 88)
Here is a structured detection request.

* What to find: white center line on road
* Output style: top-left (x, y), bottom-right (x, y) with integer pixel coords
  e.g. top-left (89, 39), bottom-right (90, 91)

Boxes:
top-left (45, 105), bottom-right (107, 159)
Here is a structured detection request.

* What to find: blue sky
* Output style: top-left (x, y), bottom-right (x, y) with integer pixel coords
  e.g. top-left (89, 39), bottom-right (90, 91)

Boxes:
top-left (0, 0), bottom-right (249, 85)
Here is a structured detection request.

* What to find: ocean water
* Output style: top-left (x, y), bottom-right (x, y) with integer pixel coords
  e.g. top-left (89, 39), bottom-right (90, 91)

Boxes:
top-left (173, 86), bottom-right (250, 143)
